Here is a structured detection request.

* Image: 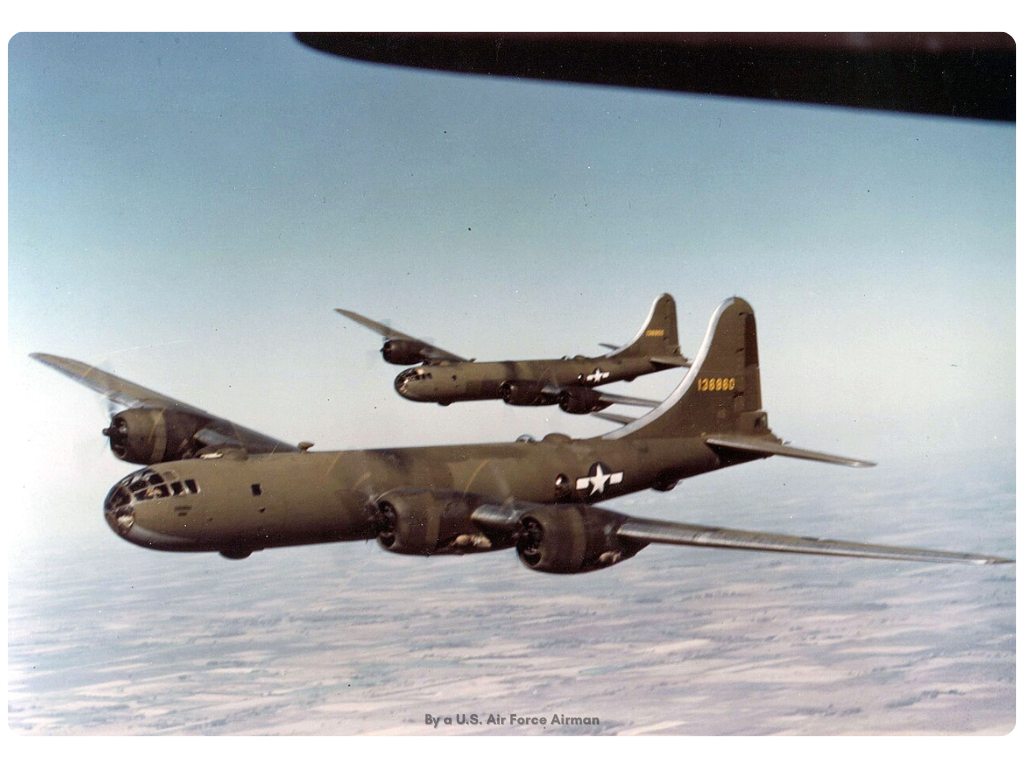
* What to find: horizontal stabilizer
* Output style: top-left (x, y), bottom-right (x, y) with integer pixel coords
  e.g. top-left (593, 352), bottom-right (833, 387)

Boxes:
top-left (616, 518), bottom-right (1013, 565)
top-left (706, 436), bottom-right (876, 468)
top-left (590, 411), bottom-right (637, 425)
top-left (649, 355), bottom-right (691, 368)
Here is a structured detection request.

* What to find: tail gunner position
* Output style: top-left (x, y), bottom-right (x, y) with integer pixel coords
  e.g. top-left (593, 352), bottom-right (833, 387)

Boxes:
top-left (33, 298), bottom-right (1012, 573)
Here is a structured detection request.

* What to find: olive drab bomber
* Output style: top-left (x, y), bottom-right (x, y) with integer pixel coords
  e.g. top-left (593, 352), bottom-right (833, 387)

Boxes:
top-left (337, 294), bottom-right (689, 414)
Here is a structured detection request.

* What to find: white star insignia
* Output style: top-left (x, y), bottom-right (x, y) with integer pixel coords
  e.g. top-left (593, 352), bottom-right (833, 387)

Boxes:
top-left (575, 462), bottom-right (624, 496)
top-left (586, 368), bottom-right (609, 383)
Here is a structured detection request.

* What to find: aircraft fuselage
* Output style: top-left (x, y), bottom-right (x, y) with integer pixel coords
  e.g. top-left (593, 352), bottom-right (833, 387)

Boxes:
top-left (395, 356), bottom-right (663, 404)
top-left (105, 435), bottom-right (737, 555)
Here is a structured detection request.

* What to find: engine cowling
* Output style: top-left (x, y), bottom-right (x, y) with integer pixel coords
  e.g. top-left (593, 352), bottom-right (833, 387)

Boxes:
top-left (103, 408), bottom-right (207, 465)
top-left (516, 504), bottom-right (647, 574)
top-left (499, 381), bottom-right (558, 407)
top-left (381, 339), bottom-right (426, 365)
top-left (374, 490), bottom-right (515, 556)
top-left (558, 387), bottom-right (609, 414)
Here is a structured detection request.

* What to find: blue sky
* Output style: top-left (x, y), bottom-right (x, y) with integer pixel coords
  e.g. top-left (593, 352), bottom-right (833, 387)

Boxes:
top-left (8, 33), bottom-right (1015, 551)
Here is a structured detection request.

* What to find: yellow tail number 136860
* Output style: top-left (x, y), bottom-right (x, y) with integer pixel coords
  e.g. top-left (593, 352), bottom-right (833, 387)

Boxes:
top-left (697, 377), bottom-right (736, 392)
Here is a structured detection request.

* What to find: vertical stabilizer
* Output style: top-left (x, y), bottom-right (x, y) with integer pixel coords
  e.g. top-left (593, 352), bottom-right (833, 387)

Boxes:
top-left (608, 294), bottom-right (681, 360)
top-left (606, 297), bottom-right (769, 441)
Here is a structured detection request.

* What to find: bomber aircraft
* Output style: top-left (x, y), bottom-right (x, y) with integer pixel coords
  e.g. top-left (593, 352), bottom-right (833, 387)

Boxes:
top-left (33, 297), bottom-right (1011, 572)
top-left (335, 294), bottom-right (689, 414)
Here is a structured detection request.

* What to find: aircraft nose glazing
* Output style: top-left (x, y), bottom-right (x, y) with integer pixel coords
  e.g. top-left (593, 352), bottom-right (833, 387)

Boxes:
top-left (103, 476), bottom-right (137, 536)
top-left (103, 469), bottom-right (198, 550)
top-left (395, 367), bottom-right (431, 398)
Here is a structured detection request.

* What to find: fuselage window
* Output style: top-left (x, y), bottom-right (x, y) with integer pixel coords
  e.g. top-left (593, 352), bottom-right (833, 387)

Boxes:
top-left (134, 484), bottom-right (169, 501)
top-left (170, 481), bottom-right (184, 496)
top-left (185, 479), bottom-right (199, 494)
top-left (251, 483), bottom-right (262, 497)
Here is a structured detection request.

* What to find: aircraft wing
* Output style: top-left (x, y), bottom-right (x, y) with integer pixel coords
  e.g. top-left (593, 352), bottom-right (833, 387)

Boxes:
top-left (593, 390), bottom-right (660, 408)
top-left (539, 383), bottom-right (659, 411)
top-left (30, 353), bottom-right (297, 454)
top-left (471, 502), bottom-right (1012, 566)
top-left (31, 353), bottom-right (210, 413)
top-left (614, 517), bottom-right (1012, 565)
top-left (334, 308), bottom-right (469, 363)
top-left (297, 33), bottom-right (1014, 123)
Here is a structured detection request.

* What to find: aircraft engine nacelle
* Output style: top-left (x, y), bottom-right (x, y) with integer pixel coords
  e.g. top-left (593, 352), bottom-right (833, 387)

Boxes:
top-left (381, 339), bottom-right (425, 365)
top-left (558, 387), bottom-right (609, 414)
top-left (374, 490), bottom-right (515, 556)
top-left (104, 408), bottom-right (207, 465)
top-left (499, 381), bottom-right (559, 407)
top-left (516, 505), bottom-right (647, 574)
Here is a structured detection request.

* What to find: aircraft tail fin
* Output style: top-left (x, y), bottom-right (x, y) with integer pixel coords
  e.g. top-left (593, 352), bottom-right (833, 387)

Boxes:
top-left (607, 294), bottom-right (683, 362)
top-left (605, 297), bottom-right (768, 441)
top-left (604, 297), bottom-right (875, 466)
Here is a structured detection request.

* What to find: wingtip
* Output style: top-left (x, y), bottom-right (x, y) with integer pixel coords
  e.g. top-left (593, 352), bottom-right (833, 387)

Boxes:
top-left (981, 555), bottom-right (1015, 565)
top-left (30, 352), bottom-right (85, 370)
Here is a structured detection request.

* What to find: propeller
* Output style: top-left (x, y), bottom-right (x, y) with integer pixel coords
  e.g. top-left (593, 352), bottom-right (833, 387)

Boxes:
top-left (375, 500), bottom-right (398, 547)
top-left (364, 316), bottom-right (397, 366)
top-left (87, 357), bottom-right (124, 454)
top-left (516, 516), bottom-right (544, 566)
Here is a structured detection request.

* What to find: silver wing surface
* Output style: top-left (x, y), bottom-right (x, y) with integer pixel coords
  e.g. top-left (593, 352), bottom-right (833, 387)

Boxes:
top-left (539, 383), bottom-right (660, 410)
top-left (31, 353), bottom-right (297, 454)
top-left (593, 390), bottom-right (661, 408)
top-left (615, 517), bottom-right (1012, 564)
top-left (334, 308), bottom-right (468, 363)
top-left (471, 502), bottom-right (1012, 565)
